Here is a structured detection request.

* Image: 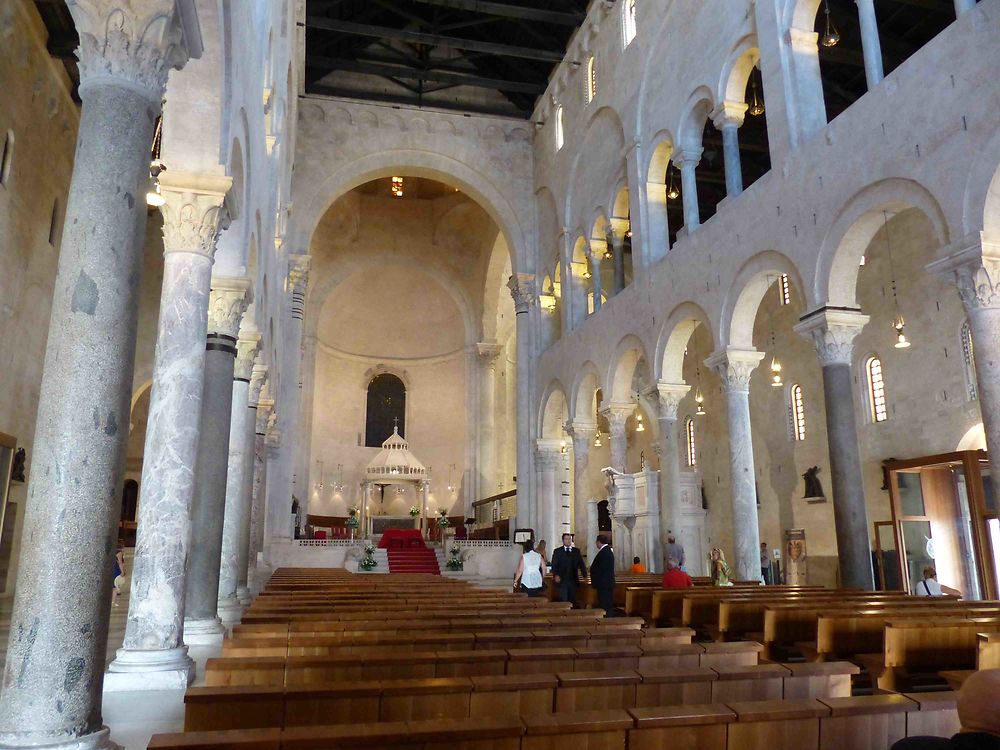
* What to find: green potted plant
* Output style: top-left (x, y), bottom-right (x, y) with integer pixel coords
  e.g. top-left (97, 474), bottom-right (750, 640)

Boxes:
top-left (445, 545), bottom-right (463, 571)
top-left (345, 507), bottom-right (360, 529)
top-left (359, 542), bottom-right (378, 571)
top-left (436, 509), bottom-right (450, 529)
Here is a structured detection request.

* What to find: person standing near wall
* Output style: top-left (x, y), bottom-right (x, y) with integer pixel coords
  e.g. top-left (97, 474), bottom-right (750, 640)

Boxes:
top-left (590, 534), bottom-right (616, 616)
top-left (550, 533), bottom-right (587, 605)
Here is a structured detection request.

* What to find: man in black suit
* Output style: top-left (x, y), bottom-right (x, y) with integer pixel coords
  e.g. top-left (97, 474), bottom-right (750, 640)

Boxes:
top-left (589, 534), bottom-right (616, 616)
top-left (549, 533), bottom-right (588, 605)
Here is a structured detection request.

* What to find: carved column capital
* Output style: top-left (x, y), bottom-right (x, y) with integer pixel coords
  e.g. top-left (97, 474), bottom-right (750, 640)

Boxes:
top-left (655, 381), bottom-right (691, 421)
top-left (255, 398), bottom-right (273, 433)
top-left (207, 277), bottom-right (251, 338)
top-left (234, 327), bottom-right (262, 381)
top-left (249, 359), bottom-right (268, 405)
top-left (69, 0), bottom-right (200, 103)
top-left (288, 254), bottom-right (311, 296)
top-left (705, 347), bottom-right (765, 393)
top-left (476, 341), bottom-right (503, 364)
top-left (157, 171), bottom-right (232, 258)
top-left (671, 147), bottom-right (703, 169)
top-left (711, 100), bottom-right (748, 130)
top-left (507, 273), bottom-right (536, 313)
top-left (793, 307), bottom-right (870, 367)
top-left (600, 402), bottom-right (635, 434)
top-left (927, 237), bottom-right (1000, 313)
top-left (535, 438), bottom-right (564, 469)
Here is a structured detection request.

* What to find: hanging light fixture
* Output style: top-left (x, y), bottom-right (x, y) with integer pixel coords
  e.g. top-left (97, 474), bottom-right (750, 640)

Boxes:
top-left (695, 366), bottom-right (707, 416)
top-left (635, 412), bottom-right (645, 432)
top-left (560, 440), bottom-right (568, 455)
top-left (391, 176), bottom-right (404, 198)
top-left (768, 276), bottom-right (783, 387)
top-left (582, 261), bottom-right (592, 280)
top-left (666, 168), bottom-right (680, 200)
top-left (821, 0), bottom-right (840, 48)
top-left (747, 69), bottom-right (765, 117)
top-left (881, 210), bottom-right (913, 350)
top-left (593, 430), bottom-right (603, 448)
top-left (603, 245), bottom-right (614, 261)
top-left (146, 160), bottom-right (166, 207)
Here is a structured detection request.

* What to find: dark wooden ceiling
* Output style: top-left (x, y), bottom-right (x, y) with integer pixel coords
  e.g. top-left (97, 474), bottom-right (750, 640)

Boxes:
top-left (304, 0), bottom-right (588, 119)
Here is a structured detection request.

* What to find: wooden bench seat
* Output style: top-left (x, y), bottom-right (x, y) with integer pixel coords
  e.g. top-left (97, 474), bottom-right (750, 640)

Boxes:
top-left (470, 674), bottom-right (559, 718)
top-left (978, 631), bottom-right (1000, 668)
top-left (380, 677), bottom-right (474, 721)
top-left (699, 641), bottom-right (761, 668)
top-left (781, 661), bottom-right (858, 699)
top-left (554, 671), bottom-right (641, 711)
top-left (283, 681), bottom-right (383, 726)
top-left (726, 698), bottom-right (830, 750)
top-left (148, 728), bottom-right (283, 750)
top-left (817, 694), bottom-right (913, 750)
top-left (506, 648), bottom-right (577, 675)
top-left (635, 642), bottom-right (704, 670)
top-left (521, 709), bottom-right (634, 750)
top-left (572, 646), bottom-right (641, 672)
top-left (628, 704), bottom-right (736, 750)
top-left (710, 664), bottom-right (789, 702)
top-left (634, 668), bottom-right (716, 707)
top-left (902, 691), bottom-right (960, 737)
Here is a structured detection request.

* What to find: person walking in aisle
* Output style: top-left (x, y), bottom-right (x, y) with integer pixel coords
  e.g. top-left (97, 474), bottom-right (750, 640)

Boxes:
top-left (550, 533), bottom-right (588, 605)
top-left (590, 534), bottom-right (616, 616)
top-left (710, 547), bottom-right (732, 586)
top-left (513, 539), bottom-right (546, 597)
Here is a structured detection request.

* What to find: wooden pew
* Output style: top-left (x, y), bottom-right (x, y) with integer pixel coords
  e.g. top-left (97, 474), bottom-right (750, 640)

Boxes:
top-left (710, 664), bottom-right (788, 702)
top-left (554, 671), bottom-right (640, 711)
top-left (725, 699), bottom-right (830, 750)
top-left (521, 709), bottom-right (634, 750)
top-left (978, 631), bottom-right (1000, 668)
top-left (628, 704), bottom-right (735, 750)
top-left (901, 691), bottom-right (960, 738)
top-left (817, 694), bottom-right (913, 750)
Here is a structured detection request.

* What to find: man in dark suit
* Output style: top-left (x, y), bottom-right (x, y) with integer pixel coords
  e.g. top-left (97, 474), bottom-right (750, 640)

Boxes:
top-left (549, 533), bottom-right (588, 605)
top-left (590, 534), bottom-right (616, 616)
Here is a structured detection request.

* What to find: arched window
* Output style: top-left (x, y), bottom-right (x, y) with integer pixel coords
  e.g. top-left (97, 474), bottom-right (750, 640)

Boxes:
top-left (789, 384), bottom-right (806, 441)
top-left (779, 273), bottom-right (791, 306)
top-left (555, 105), bottom-right (564, 151)
top-left (685, 417), bottom-right (697, 467)
top-left (622, 0), bottom-right (637, 46)
top-left (866, 356), bottom-right (888, 423)
top-left (961, 321), bottom-right (978, 401)
top-left (0, 131), bottom-right (12, 187)
top-left (585, 56), bottom-right (597, 103)
top-left (365, 373), bottom-right (406, 447)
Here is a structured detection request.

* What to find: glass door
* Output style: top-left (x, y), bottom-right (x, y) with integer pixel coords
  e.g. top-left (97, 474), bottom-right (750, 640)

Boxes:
top-left (873, 521), bottom-right (901, 590)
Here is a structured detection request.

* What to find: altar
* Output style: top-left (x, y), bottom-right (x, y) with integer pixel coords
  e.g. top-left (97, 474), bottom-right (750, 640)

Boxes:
top-left (377, 527), bottom-right (424, 548)
top-left (360, 427), bottom-right (431, 539)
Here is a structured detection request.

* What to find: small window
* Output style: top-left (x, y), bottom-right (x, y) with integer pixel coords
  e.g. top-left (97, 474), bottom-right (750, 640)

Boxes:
top-left (685, 417), bottom-right (697, 467)
top-left (622, 0), bottom-right (637, 46)
top-left (585, 56), bottom-right (597, 103)
top-left (48, 198), bottom-right (60, 246)
top-left (962, 321), bottom-right (978, 401)
top-left (0, 131), bottom-right (12, 187)
top-left (555, 105), bottom-right (564, 150)
top-left (779, 273), bottom-right (791, 305)
top-left (866, 356), bottom-right (888, 423)
top-left (365, 373), bottom-right (406, 447)
top-left (790, 384), bottom-right (806, 441)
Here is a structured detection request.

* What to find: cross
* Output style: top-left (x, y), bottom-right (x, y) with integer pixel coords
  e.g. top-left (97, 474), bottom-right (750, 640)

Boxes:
top-left (393, 417), bottom-right (399, 431)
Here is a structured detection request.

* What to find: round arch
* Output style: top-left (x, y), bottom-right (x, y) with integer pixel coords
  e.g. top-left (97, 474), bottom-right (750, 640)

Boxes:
top-left (655, 301), bottom-right (714, 383)
top-left (570, 361), bottom-right (603, 423)
top-left (722, 250), bottom-right (807, 350)
top-left (719, 35), bottom-right (760, 104)
top-left (607, 334), bottom-right (652, 404)
top-left (963, 126), bottom-right (1000, 238)
top-left (539, 381), bottom-right (570, 439)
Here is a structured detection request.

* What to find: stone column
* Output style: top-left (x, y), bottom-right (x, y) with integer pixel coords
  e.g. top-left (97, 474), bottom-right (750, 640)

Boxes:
top-left (476, 342), bottom-right (502, 501)
top-left (589, 252), bottom-right (604, 312)
top-left (0, 0), bottom-right (201, 748)
top-left (106, 172), bottom-right (230, 690)
top-left (247, 393), bottom-right (273, 585)
top-left (586, 500), bottom-right (599, 559)
top-left (0, 4), bottom-right (197, 747)
top-left (794, 308), bottom-right (875, 590)
top-left (218, 324), bottom-right (261, 622)
top-left (508, 274), bottom-right (536, 534)
top-left (954, 0), bottom-right (977, 14)
top-left (855, 0), bottom-right (884, 89)
top-left (609, 231), bottom-right (625, 295)
top-left (655, 382), bottom-right (690, 554)
top-left (421, 480), bottom-right (431, 537)
top-left (712, 102), bottom-right (748, 198)
top-left (237, 360), bottom-right (267, 602)
top-left (361, 480), bottom-right (372, 540)
top-left (705, 348), bottom-right (765, 582)
top-left (535, 439), bottom-right (563, 546)
top-left (930, 239), bottom-right (1000, 504)
top-left (601, 403), bottom-right (635, 473)
top-left (674, 148), bottom-right (702, 232)
top-left (183, 278), bottom-right (250, 643)
top-left (565, 421), bottom-right (596, 556)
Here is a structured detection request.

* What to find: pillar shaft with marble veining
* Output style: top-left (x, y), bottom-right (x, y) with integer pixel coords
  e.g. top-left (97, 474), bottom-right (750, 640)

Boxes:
top-left (0, 2), bottom-right (195, 745)
top-left (795, 308), bottom-right (874, 590)
top-left (111, 172), bottom-right (231, 681)
top-left (508, 274), bottom-right (536, 533)
top-left (535, 440), bottom-right (563, 547)
top-left (566, 422), bottom-right (596, 555)
top-left (184, 279), bottom-right (250, 637)
top-left (602, 404), bottom-right (634, 473)
top-left (706, 348), bottom-right (765, 582)
top-left (712, 102), bottom-right (747, 199)
top-left (655, 382), bottom-right (690, 552)
top-left (675, 149), bottom-right (702, 232)
top-left (218, 327), bottom-right (261, 615)
top-left (247, 397), bottom-right (273, 581)
top-left (238, 362), bottom-right (267, 598)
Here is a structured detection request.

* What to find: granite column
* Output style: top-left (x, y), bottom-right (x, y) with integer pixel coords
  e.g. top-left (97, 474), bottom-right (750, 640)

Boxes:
top-left (535, 439), bottom-right (563, 547)
top-left (0, 3), bottom-right (197, 746)
top-left (237, 361), bottom-right (267, 601)
top-left (601, 403), bottom-right (634, 473)
top-left (247, 394), bottom-right (273, 584)
top-left (855, 0), bottom-right (885, 89)
top-left (712, 102), bottom-right (747, 199)
top-left (508, 274), bottom-right (536, 533)
top-left (655, 382), bottom-right (690, 554)
top-left (566, 421), bottom-right (596, 556)
top-left (674, 149), bottom-right (702, 232)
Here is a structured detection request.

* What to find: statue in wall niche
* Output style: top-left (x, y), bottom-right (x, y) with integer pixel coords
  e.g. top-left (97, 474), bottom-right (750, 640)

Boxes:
top-left (10, 448), bottom-right (25, 483)
top-left (802, 466), bottom-right (825, 499)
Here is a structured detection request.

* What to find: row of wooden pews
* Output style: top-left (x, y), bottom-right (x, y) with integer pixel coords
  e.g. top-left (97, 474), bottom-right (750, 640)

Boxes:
top-left (147, 568), bottom-right (983, 750)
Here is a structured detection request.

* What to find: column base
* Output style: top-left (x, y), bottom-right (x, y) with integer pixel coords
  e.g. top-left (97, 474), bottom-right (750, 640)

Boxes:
top-left (104, 646), bottom-right (196, 692)
top-left (236, 585), bottom-right (252, 605)
top-left (183, 617), bottom-right (226, 646)
top-left (0, 726), bottom-right (121, 750)
top-left (218, 597), bottom-right (244, 628)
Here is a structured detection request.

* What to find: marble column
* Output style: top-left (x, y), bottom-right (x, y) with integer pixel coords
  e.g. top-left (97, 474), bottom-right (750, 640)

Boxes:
top-left (237, 361), bottom-right (267, 602)
top-left (106, 172), bottom-right (231, 691)
top-left (930, 239), bottom-right (1000, 505)
top-left (674, 148), bottom-right (702, 232)
top-left (218, 324), bottom-right (261, 622)
top-left (855, 0), bottom-right (884, 89)
top-left (0, 4), bottom-right (196, 747)
top-left (586, 500), bottom-right (599, 557)
top-left (609, 231), bottom-right (625, 295)
top-left (706, 348), bottom-right (765, 582)
top-left (476, 342), bottom-right (502, 501)
top-left (247, 393), bottom-right (273, 585)
top-left (601, 403), bottom-right (635, 473)
top-left (508, 274), bottom-right (536, 533)
top-left (795, 308), bottom-right (875, 590)
top-left (655, 382), bottom-right (690, 554)
top-left (566, 421), bottom-right (596, 556)
top-left (535, 439), bottom-right (563, 547)
top-left (183, 279), bottom-right (250, 643)
top-left (712, 102), bottom-right (747, 198)
top-left (954, 0), bottom-right (977, 14)
top-left (589, 252), bottom-right (603, 312)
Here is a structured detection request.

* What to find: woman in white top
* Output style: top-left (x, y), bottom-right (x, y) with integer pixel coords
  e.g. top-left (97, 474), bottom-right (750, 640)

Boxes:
top-left (915, 565), bottom-right (961, 597)
top-left (514, 539), bottom-right (546, 597)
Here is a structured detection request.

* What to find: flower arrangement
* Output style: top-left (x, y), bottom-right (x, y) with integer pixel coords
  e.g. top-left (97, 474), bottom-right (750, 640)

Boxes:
top-left (445, 545), bottom-right (464, 571)
top-left (408, 506), bottom-right (421, 518)
top-left (359, 543), bottom-right (378, 571)
top-left (436, 509), bottom-right (450, 529)
top-left (345, 507), bottom-right (360, 529)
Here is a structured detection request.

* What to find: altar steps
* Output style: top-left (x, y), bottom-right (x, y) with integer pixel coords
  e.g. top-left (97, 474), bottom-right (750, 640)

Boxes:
top-left (386, 547), bottom-right (441, 575)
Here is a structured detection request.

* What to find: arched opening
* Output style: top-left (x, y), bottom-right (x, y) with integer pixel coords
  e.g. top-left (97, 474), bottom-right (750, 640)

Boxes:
top-left (365, 373), bottom-right (406, 447)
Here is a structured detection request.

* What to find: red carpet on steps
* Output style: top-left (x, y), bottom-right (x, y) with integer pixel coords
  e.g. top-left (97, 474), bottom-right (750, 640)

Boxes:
top-left (386, 547), bottom-right (441, 574)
